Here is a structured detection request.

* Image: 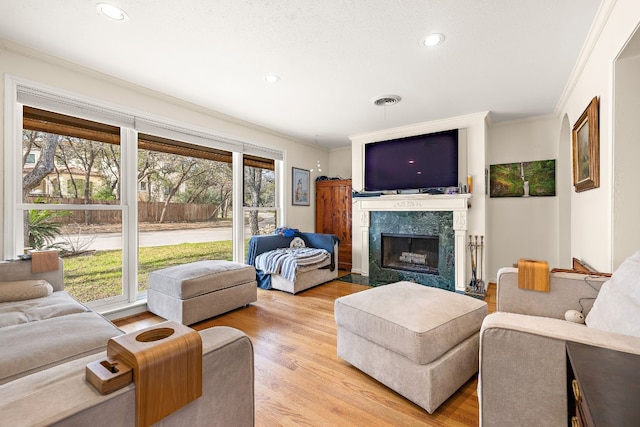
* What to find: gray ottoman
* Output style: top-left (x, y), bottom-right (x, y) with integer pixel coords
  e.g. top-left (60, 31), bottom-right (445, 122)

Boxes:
top-left (148, 260), bottom-right (257, 325)
top-left (334, 281), bottom-right (488, 413)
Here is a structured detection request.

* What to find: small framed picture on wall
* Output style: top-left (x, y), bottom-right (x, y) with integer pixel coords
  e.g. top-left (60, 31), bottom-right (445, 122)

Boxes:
top-left (292, 167), bottom-right (310, 206)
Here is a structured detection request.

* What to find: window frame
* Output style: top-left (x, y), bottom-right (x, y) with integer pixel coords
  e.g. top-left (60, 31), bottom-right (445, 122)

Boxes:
top-left (4, 75), bottom-right (283, 313)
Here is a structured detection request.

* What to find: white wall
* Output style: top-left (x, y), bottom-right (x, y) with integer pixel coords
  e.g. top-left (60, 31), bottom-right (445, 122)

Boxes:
top-left (289, 145), bottom-right (331, 230)
top-left (328, 146), bottom-right (352, 180)
top-left (559, 0), bottom-right (640, 271)
top-left (0, 41), bottom-right (323, 258)
top-left (486, 117), bottom-right (562, 281)
top-left (613, 37), bottom-right (640, 268)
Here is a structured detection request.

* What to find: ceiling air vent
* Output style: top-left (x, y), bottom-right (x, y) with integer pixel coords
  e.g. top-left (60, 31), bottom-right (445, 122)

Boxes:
top-left (372, 95), bottom-right (401, 106)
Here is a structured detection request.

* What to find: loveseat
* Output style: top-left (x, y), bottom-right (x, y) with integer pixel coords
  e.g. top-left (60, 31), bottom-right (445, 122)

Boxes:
top-left (479, 252), bottom-right (640, 427)
top-left (0, 258), bottom-right (255, 426)
top-left (247, 232), bottom-right (339, 294)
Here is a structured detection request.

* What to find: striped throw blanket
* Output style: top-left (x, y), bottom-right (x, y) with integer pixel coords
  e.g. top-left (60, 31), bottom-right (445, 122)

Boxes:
top-left (255, 247), bottom-right (330, 282)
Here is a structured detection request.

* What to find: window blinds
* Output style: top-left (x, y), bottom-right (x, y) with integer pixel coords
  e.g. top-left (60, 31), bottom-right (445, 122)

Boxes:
top-left (16, 79), bottom-right (283, 161)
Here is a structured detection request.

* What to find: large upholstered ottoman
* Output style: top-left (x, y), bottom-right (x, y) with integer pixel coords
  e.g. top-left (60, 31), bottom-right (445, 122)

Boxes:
top-left (147, 260), bottom-right (257, 325)
top-left (334, 281), bottom-right (488, 413)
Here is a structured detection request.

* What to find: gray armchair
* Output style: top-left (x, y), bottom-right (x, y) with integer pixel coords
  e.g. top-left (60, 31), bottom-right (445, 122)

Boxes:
top-left (479, 268), bottom-right (640, 426)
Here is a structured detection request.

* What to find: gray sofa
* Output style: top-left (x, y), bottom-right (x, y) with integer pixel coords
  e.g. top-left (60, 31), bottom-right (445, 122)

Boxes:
top-left (247, 232), bottom-right (339, 294)
top-left (0, 259), bottom-right (255, 426)
top-left (479, 264), bottom-right (640, 427)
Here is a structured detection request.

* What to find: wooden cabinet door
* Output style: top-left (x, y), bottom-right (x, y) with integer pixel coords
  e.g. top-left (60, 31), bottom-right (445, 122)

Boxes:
top-left (315, 183), bottom-right (333, 235)
top-left (315, 179), bottom-right (352, 270)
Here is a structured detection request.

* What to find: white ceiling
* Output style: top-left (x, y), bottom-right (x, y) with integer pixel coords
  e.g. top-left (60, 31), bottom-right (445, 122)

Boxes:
top-left (0, 0), bottom-right (602, 149)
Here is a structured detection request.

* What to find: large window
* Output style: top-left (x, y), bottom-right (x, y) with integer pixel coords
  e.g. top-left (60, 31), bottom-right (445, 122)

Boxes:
top-left (7, 80), bottom-right (282, 312)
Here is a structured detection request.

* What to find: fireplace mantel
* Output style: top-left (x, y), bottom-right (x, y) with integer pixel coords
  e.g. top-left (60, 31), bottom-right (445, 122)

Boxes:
top-left (356, 193), bottom-right (470, 212)
top-left (355, 194), bottom-right (471, 292)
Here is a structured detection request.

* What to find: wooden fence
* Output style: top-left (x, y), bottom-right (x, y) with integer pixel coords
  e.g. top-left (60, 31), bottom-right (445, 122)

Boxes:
top-left (27, 197), bottom-right (219, 224)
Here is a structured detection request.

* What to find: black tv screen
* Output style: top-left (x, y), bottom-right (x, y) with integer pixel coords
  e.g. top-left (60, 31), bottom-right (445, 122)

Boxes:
top-left (364, 129), bottom-right (459, 192)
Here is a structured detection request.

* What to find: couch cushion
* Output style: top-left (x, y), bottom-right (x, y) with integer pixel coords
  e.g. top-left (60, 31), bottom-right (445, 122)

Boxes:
top-left (0, 280), bottom-right (53, 302)
top-left (149, 260), bottom-right (256, 299)
top-left (586, 251), bottom-right (640, 337)
top-left (0, 311), bottom-right (122, 385)
top-left (0, 259), bottom-right (64, 291)
top-left (0, 291), bottom-right (89, 328)
top-left (334, 281), bottom-right (488, 365)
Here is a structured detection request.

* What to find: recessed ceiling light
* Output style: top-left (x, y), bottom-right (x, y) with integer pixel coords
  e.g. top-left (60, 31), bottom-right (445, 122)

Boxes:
top-left (96, 3), bottom-right (129, 21)
top-left (422, 33), bottom-right (445, 47)
top-left (264, 74), bottom-right (281, 84)
top-left (372, 95), bottom-right (401, 107)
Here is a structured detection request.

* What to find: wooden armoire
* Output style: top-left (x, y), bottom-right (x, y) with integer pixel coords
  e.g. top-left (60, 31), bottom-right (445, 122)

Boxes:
top-left (315, 179), bottom-right (352, 271)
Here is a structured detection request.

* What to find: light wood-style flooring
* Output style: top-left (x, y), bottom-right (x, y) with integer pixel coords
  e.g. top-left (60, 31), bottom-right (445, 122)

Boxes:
top-left (115, 277), bottom-right (496, 427)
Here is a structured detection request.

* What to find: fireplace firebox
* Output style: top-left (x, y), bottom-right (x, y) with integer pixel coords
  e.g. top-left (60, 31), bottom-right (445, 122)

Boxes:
top-left (381, 233), bottom-right (439, 275)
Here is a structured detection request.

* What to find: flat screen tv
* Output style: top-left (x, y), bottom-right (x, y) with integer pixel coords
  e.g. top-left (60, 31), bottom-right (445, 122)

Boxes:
top-left (364, 129), bottom-right (459, 192)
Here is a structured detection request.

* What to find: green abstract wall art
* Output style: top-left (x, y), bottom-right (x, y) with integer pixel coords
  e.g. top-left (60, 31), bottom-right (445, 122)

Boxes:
top-left (489, 159), bottom-right (556, 198)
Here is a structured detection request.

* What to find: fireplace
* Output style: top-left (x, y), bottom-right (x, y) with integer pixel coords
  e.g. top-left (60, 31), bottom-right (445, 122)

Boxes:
top-left (354, 193), bottom-right (470, 292)
top-left (382, 233), bottom-right (439, 275)
top-left (368, 210), bottom-right (455, 290)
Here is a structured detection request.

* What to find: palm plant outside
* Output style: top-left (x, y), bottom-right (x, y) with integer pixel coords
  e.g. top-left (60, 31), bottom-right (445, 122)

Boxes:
top-left (27, 208), bottom-right (71, 250)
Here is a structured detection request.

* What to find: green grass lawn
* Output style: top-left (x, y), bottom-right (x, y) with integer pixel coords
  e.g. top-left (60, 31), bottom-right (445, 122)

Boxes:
top-left (63, 240), bottom-right (233, 303)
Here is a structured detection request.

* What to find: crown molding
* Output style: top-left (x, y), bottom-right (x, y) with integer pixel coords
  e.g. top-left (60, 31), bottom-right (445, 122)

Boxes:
top-left (555, 0), bottom-right (618, 116)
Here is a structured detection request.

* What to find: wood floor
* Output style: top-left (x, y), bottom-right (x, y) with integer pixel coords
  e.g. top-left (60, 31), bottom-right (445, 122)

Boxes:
top-left (115, 278), bottom-right (496, 427)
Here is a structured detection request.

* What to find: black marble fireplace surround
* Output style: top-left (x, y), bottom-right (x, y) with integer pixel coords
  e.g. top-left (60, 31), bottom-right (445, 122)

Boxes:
top-left (369, 211), bottom-right (455, 290)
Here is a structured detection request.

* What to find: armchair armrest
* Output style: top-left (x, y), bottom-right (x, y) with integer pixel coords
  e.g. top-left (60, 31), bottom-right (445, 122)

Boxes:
top-left (496, 267), bottom-right (608, 319)
top-left (0, 326), bottom-right (254, 427)
top-left (482, 312), bottom-right (640, 354)
top-left (0, 258), bottom-right (64, 291)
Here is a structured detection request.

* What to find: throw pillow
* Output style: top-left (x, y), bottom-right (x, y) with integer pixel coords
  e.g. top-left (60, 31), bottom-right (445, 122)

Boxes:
top-left (0, 280), bottom-right (53, 302)
top-left (290, 237), bottom-right (306, 249)
top-left (585, 251), bottom-right (640, 337)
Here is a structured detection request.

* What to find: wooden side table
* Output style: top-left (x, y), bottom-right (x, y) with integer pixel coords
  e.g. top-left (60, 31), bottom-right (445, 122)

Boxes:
top-left (566, 341), bottom-right (640, 426)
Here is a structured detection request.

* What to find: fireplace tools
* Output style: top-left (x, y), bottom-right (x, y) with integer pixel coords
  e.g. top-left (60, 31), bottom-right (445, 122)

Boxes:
top-left (467, 235), bottom-right (485, 295)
